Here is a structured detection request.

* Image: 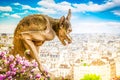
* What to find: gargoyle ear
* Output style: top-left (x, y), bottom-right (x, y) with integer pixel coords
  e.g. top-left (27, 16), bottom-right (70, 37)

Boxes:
top-left (59, 16), bottom-right (65, 26)
top-left (66, 9), bottom-right (71, 20)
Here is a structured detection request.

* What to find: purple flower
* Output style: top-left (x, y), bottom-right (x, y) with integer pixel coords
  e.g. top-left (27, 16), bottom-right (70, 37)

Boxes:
top-left (0, 51), bottom-right (45, 80)
top-left (8, 55), bottom-right (14, 62)
top-left (0, 51), bottom-right (6, 59)
top-left (0, 74), bottom-right (5, 80)
top-left (13, 68), bottom-right (18, 72)
top-left (7, 76), bottom-right (12, 80)
top-left (32, 60), bottom-right (38, 67)
top-left (11, 71), bottom-right (16, 76)
top-left (20, 66), bottom-right (26, 73)
top-left (9, 64), bottom-right (15, 70)
top-left (6, 71), bottom-right (11, 77)
top-left (0, 52), bottom-right (6, 56)
top-left (18, 60), bottom-right (23, 65)
top-left (6, 70), bottom-right (16, 77)
top-left (23, 60), bottom-right (30, 67)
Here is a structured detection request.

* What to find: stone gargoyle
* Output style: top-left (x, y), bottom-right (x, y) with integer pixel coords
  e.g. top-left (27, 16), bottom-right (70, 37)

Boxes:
top-left (12, 9), bottom-right (72, 78)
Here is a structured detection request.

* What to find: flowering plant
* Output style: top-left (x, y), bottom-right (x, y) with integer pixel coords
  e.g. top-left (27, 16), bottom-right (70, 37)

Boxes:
top-left (0, 51), bottom-right (45, 80)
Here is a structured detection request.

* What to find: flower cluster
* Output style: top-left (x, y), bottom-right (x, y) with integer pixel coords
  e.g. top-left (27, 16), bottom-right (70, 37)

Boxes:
top-left (0, 51), bottom-right (43, 80)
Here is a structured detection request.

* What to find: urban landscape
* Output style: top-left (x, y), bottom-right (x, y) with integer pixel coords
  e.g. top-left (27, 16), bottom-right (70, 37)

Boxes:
top-left (0, 33), bottom-right (120, 80)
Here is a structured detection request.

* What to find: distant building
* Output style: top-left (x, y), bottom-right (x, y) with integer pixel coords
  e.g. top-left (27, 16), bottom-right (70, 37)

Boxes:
top-left (54, 63), bottom-right (71, 77)
top-left (109, 58), bottom-right (116, 79)
top-left (116, 57), bottom-right (120, 76)
top-left (0, 33), bottom-right (13, 49)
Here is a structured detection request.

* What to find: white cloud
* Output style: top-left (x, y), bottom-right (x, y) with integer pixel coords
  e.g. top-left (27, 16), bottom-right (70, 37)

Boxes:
top-left (13, 2), bottom-right (21, 6)
top-left (22, 5), bottom-right (36, 10)
top-left (2, 13), bottom-right (21, 18)
top-left (13, 0), bottom-right (120, 14)
top-left (37, 0), bottom-right (120, 13)
top-left (113, 10), bottom-right (120, 16)
top-left (13, 1), bottom-right (72, 14)
top-left (0, 6), bottom-right (12, 12)
top-left (2, 13), bottom-right (10, 16)
top-left (72, 21), bottom-right (120, 33)
top-left (73, 0), bottom-right (120, 12)
top-left (13, 2), bottom-right (36, 10)
top-left (37, 0), bottom-right (72, 12)
top-left (12, 0), bottom-right (120, 16)
top-left (73, 2), bottom-right (107, 12)
top-left (36, 8), bottom-right (56, 14)
top-left (11, 14), bottom-right (21, 18)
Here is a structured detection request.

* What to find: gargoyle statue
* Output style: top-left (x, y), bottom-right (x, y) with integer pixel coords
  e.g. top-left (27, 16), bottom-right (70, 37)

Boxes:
top-left (12, 9), bottom-right (72, 78)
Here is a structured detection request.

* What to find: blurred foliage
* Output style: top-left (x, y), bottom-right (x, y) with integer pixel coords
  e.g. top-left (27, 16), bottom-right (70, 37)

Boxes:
top-left (80, 74), bottom-right (101, 80)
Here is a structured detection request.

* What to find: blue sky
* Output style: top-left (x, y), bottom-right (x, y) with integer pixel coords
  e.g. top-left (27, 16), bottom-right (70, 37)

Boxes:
top-left (0, 0), bottom-right (120, 33)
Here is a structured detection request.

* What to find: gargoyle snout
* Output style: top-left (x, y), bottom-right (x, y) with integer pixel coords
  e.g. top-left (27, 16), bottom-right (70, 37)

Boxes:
top-left (68, 28), bottom-right (72, 33)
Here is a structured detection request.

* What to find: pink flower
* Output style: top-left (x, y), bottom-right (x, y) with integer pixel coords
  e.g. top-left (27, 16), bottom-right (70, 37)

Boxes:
top-left (35, 73), bottom-right (41, 78)
top-left (4, 59), bottom-right (9, 64)
top-left (29, 74), bottom-right (33, 79)
top-left (22, 66), bottom-right (26, 69)
top-left (16, 54), bottom-right (22, 61)
top-left (30, 69), bottom-right (34, 73)
top-left (8, 55), bottom-right (14, 62)
top-left (20, 66), bottom-right (26, 73)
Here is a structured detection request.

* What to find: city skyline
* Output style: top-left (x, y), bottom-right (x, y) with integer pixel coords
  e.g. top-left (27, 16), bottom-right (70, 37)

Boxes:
top-left (0, 0), bottom-right (120, 33)
top-left (0, 32), bottom-right (120, 80)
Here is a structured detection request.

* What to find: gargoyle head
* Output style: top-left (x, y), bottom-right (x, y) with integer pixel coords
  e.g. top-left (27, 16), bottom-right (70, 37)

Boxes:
top-left (57, 9), bottom-right (72, 45)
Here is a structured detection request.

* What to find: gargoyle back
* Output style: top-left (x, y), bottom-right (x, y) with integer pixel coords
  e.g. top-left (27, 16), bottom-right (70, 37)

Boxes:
top-left (14, 14), bottom-right (48, 35)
